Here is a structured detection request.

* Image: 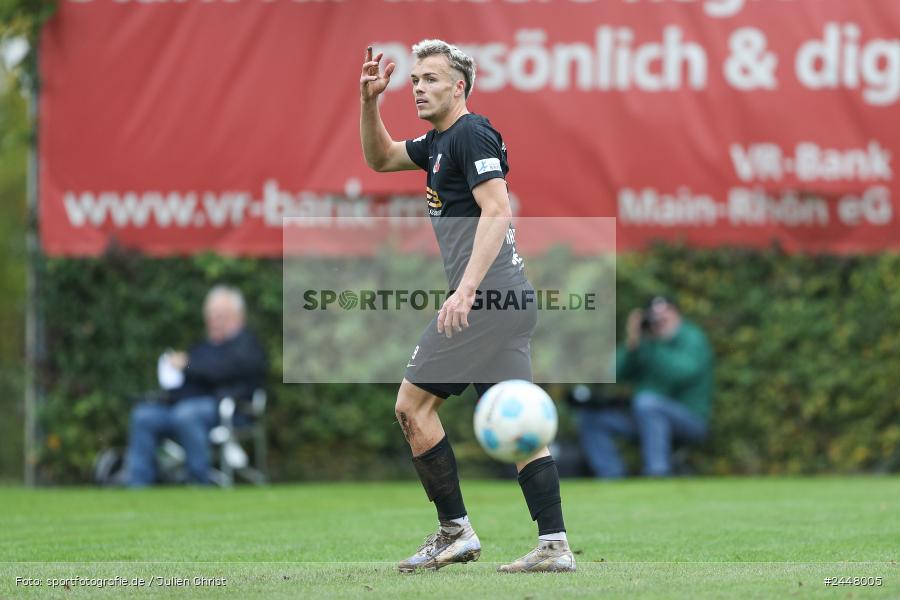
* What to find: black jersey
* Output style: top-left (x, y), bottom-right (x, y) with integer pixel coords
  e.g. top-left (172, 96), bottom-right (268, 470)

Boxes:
top-left (405, 113), bottom-right (527, 291)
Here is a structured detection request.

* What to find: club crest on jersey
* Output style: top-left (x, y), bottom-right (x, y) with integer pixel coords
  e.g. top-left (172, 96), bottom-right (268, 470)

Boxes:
top-left (432, 153), bottom-right (442, 174)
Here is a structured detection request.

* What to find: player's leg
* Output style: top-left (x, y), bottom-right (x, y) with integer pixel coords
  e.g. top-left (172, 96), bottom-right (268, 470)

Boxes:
top-left (395, 379), bottom-right (481, 572)
top-left (396, 306), bottom-right (516, 571)
top-left (513, 448), bottom-right (567, 542)
top-left (495, 445), bottom-right (575, 573)
top-left (475, 346), bottom-right (576, 573)
top-left (395, 379), bottom-right (447, 455)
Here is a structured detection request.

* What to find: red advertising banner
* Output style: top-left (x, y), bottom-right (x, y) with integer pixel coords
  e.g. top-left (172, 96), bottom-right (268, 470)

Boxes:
top-left (39, 0), bottom-right (900, 255)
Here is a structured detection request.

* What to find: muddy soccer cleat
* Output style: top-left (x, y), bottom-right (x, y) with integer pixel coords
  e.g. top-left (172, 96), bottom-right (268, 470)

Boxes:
top-left (397, 521), bottom-right (481, 572)
top-left (497, 539), bottom-right (577, 573)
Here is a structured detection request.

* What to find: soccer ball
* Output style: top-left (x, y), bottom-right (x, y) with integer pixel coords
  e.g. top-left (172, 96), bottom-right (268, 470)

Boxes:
top-left (474, 380), bottom-right (558, 463)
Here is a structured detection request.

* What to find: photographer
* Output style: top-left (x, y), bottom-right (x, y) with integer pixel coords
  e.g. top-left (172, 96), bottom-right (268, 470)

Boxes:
top-left (576, 296), bottom-right (714, 478)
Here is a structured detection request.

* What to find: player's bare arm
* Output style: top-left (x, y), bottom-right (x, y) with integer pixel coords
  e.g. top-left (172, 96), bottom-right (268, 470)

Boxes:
top-left (437, 178), bottom-right (512, 338)
top-left (360, 46), bottom-right (417, 172)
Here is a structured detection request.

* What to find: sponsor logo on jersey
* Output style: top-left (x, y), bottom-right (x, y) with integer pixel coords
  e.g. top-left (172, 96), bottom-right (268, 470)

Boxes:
top-left (475, 157), bottom-right (501, 174)
top-left (426, 186), bottom-right (442, 210)
top-left (432, 153), bottom-right (443, 174)
top-left (413, 133), bottom-right (427, 142)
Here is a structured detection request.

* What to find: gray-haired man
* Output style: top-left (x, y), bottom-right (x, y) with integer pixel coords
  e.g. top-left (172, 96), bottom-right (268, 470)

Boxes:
top-left (125, 286), bottom-right (266, 486)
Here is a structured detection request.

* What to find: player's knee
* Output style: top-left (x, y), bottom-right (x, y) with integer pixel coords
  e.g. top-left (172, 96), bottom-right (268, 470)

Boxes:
top-left (395, 391), bottom-right (421, 443)
top-left (394, 393), bottom-right (422, 423)
top-left (394, 389), bottom-right (412, 420)
top-left (395, 382), bottom-right (439, 424)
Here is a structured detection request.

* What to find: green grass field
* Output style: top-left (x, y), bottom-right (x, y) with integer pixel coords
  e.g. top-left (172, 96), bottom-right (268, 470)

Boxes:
top-left (1, 477), bottom-right (897, 599)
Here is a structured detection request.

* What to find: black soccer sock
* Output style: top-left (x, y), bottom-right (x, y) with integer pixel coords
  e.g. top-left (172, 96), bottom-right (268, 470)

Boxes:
top-left (412, 435), bottom-right (467, 522)
top-left (518, 456), bottom-right (566, 535)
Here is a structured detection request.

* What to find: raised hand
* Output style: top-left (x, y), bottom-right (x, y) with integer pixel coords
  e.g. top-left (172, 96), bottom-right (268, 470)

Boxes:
top-left (360, 46), bottom-right (396, 102)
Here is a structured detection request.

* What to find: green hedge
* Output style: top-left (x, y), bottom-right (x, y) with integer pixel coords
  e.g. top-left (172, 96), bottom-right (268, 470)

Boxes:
top-left (35, 246), bottom-right (900, 483)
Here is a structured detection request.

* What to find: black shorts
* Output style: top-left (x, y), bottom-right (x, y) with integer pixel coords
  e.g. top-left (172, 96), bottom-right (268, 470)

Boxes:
top-left (404, 282), bottom-right (538, 399)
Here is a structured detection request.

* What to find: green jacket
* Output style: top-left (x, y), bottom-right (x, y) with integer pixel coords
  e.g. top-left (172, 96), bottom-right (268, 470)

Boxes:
top-left (615, 319), bottom-right (714, 419)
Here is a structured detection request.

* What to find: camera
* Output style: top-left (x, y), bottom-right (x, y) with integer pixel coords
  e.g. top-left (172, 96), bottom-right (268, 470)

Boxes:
top-left (565, 384), bottom-right (631, 410)
top-left (640, 295), bottom-right (673, 334)
top-left (640, 311), bottom-right (657, 333)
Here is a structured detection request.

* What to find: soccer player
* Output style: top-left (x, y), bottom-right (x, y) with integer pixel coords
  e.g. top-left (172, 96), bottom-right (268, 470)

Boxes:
top-left (359, 40), bottom-right (575, 573)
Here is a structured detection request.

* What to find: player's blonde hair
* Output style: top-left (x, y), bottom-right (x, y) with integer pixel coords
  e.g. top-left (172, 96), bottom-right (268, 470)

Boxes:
top-left (412, 39), bottom-right (476, 99)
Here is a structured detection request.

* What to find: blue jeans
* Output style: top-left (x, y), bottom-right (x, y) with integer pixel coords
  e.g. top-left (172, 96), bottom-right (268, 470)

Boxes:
top-left (125, 396), bottom-right (218, 486)
top-left (577, 391), bottom-right (708, 478)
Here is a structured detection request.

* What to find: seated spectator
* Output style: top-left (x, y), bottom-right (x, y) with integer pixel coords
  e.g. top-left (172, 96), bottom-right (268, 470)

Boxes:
top-left (125, 285), bottom-right (266, 486)
top-left (577, 296), bottom-right (714, 478)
